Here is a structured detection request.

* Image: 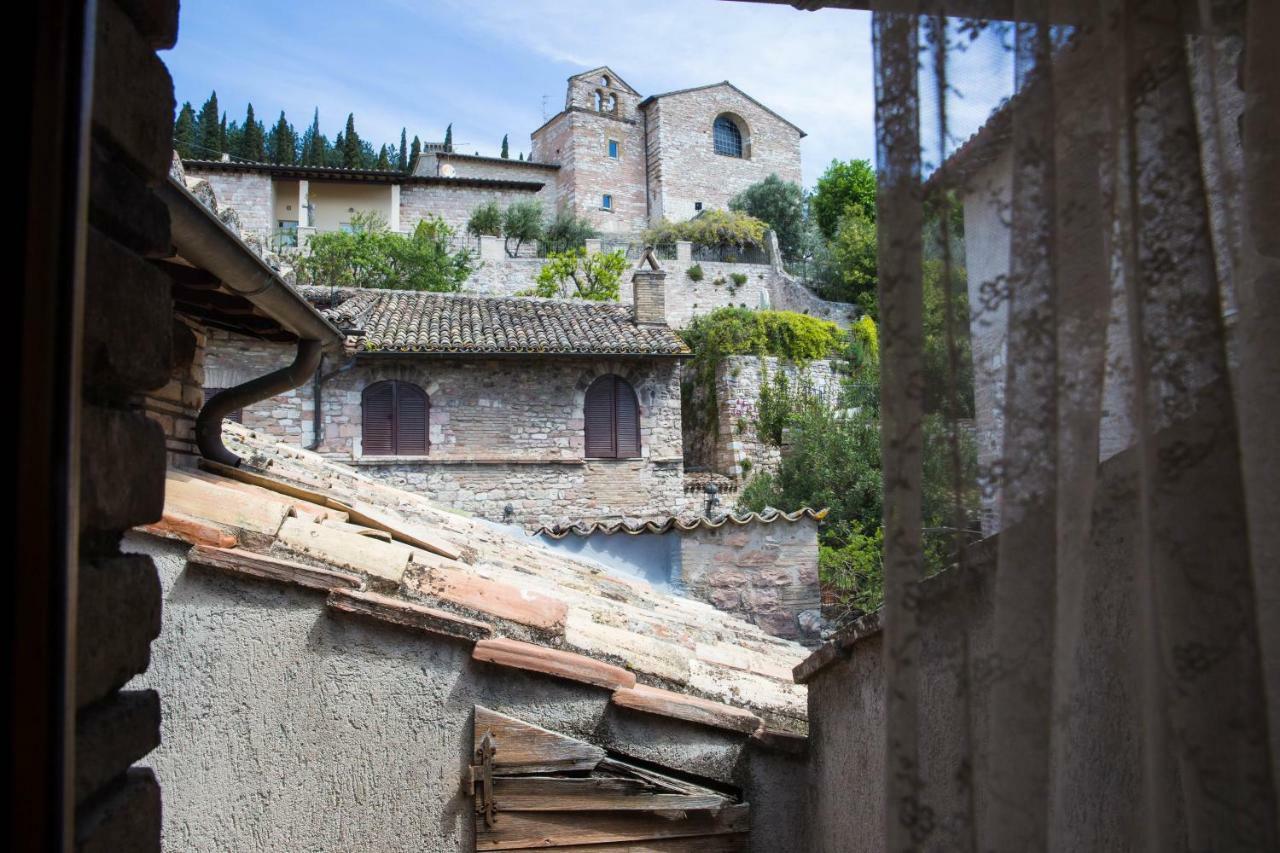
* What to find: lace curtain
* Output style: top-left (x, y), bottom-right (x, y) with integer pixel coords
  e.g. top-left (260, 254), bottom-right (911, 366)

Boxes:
top-left (870, 0), bottom-right (1279, 848)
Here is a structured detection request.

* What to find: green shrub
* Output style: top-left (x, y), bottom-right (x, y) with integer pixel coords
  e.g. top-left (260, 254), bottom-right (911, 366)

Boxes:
top-left (532, 248), bottom-right (626, 300)
top-left (295, 211), bottom-right (473, 291)
top-left (687, 264), bottom-right (704, 282)
top-left (730, 174), bottom-right (806, 261)
top-left (819, 525), bottom-right (884, 614)
top-left (642, 209), bottom-right (768, 250)
top-left (729, 272), bottom-right (748, 288)
top-left (466, 202), bottom-right (503, 238)
top-left (680, 307), bottom-right (848, 364)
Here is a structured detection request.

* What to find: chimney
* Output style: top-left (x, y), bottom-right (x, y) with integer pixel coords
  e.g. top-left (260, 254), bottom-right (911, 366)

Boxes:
top-left (632, 248), bottom-right (667, 326)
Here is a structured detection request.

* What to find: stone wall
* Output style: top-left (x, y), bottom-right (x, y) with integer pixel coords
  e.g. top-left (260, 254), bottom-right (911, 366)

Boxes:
top-left (644, 85), bottom-right (803, 223)
top-left (675, 517), bottom-right (822, 644)
top-left (689, 356), bottom-right (843, 478)
top-left (201, 335), bottom-right (690, 523)
top-left (192, 170), bottom-right (274, 234)
top-left (399, 181), bottom-right (550, 238)
top-left (128, 534), bottom-right (808, 853)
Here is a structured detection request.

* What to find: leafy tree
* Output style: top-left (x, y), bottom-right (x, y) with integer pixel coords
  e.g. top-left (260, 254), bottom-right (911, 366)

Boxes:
top-left (729, 174), bottom-right (805, 261)
top-left (811, 158), bottom-right (877, 240)
top-left (397, 129), bottom-right (408, 171)
top-left (500, 134), bottom-right (509, 159)
top-left (196, 92), bottom-right (221, 157)
top-left (502, 200), bottom-right (544, 257)
top-left (466, 202), bottom-right (503, 237)
top-left (532, 249), bottom-right (626, 300)
top-left (542, 209), bottom-right (598, 254)
top-left (340, 114), bottom-right (362, 168)
top-left (267, 112), bottom-right (296, 164)
top-left (828, 209), bottom-right (878, 314)
top-left (174, 102), bottom-right (197, 158)
top-left (921, 258), bottom-right (974, 419)
top-left (239, 103), bottom-right (265, 162)
top-left (294, 211), bottom-right (474, 291)
top-left (444, 123), bottom-right (453, 152)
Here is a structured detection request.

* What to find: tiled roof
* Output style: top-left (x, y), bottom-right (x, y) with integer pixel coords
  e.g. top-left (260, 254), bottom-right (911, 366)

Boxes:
top-left (536, 507), bottom-right (828, 539)
top-left (181, 158), bottom-right (546, 191)
top-left (137, 424), bottom-right (809, 735)
top-left (298, 287), bottom-right (691, 357)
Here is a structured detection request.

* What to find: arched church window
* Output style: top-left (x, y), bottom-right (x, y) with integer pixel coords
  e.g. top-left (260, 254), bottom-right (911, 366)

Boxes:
top-left (604, 93), bottom-right (617, 113)
top-left (713, 115), bottom-right (745, 158)
top-left (593, 91), bottom-right (603, 111)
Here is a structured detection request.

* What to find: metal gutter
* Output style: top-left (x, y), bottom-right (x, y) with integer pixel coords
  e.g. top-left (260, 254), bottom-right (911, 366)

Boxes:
top-left (159, 176), bottom-right (346, 466)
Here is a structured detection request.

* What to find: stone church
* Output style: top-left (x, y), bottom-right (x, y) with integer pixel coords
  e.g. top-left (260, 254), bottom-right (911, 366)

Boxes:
top-left (184, 65), bottom-right (805, 240)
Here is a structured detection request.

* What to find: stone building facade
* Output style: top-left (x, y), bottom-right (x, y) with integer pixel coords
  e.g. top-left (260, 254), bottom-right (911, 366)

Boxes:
top-left (183, 64), bottom-right (804, 243)
top-left (205, 279), bottom-right (693, 525)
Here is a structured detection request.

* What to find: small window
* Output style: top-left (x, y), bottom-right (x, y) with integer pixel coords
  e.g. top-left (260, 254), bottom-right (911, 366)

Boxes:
top-left (713, 115), bottom-right (744, 158)
top-left (602, 194), bottom-right (613, 211)
top-left (600, 75), bottom-right (610, 87)
top-left (584, 375), bottom-right (640, 459)
top-left (362, 380), bottom-right (428, 456)
top-left (604, 94), bottom-right (617, 112)
top-left (694, 202), bottom-right (703, 211)
top-left (204, 388), bottom-right (242, 424)
top-left (593, 91), bottom-right (603, 111)
top-left (607, 139), bottom-right (619, 159)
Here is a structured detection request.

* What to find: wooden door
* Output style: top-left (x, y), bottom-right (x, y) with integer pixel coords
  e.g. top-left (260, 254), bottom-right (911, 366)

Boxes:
top-left (468, 706), bottom-right (749, 851)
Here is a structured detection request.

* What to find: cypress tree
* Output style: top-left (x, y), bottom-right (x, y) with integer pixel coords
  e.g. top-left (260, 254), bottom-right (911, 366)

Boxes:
top-left (341, 113), bottom-right (362, 168)
top-left (500, 134), bottom-right (509, 159)
top-left (519, 152), bottom-right (524, 161)
top-left (410, 135), bottom-right (421, 166)
top-left (174, 102), bottom-right (197, 158)
top-left (268, 112), bottom-right (296, 164)
top-left (397, 128), bottom-right (408, 171)
top-left (302, 109), bottom-right (325, 165)
top-left (375, 144), bottom-right (391, 170)
top-left (196, 91), bottom-right (221, 157)
top-left (219, 112), bottom-right (228, 155)
top-left (240, 103), bottom-right (265, 162)
top-left (224, 119), bottom-right (242, 159)
top-left (444, 123), bottom-right (452, 152)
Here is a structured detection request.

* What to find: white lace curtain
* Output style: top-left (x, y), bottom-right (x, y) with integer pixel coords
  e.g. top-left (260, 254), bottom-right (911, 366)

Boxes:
top-left (871, 0), bottom-right (1278, 848)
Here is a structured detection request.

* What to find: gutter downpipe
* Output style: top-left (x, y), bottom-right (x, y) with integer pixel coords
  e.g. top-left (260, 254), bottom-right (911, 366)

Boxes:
top-left (158, 177), bottom-right (345, 467)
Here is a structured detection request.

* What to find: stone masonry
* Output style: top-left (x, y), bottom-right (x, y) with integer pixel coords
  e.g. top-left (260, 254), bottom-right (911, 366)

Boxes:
top-left (675, 514), bottom-right (822, 644)
top-left (202, 332), bottom-right (688, 524)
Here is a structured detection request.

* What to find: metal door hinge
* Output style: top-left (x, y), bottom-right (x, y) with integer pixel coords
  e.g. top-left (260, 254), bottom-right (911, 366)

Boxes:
top-left (469, 730), bottom-right (498, 828)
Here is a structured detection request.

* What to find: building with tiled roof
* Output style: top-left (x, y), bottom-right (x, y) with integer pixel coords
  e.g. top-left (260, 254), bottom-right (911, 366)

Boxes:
top-left (204, 267), bottom-right (696, 525)
top-left (126, 422), bottom-right (810, 851)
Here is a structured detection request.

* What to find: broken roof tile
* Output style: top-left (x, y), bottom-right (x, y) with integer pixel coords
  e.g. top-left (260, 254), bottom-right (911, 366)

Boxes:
top-left (611, 684), bottom-right (762, 735)
top-left (472, 637), bottom-right (636, 691)
top-left (327, 587), bottom-right (493, 642)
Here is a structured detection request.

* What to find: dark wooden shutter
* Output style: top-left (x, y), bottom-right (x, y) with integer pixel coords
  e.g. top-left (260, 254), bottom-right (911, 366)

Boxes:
top-left (469, 706), bottom-right (747, 851)
top-left (614, 377), bottom-right (640, 458)
top-left (584, 376), bottom-right (616, 458)
top-left (362, 381), bottom-right (395, 456)
top-left (395, 383), bottom-right (429, 455)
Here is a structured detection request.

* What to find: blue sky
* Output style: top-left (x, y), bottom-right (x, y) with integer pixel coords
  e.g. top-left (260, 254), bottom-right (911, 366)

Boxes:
top-left (164, 1), bottom-right (1012, 188)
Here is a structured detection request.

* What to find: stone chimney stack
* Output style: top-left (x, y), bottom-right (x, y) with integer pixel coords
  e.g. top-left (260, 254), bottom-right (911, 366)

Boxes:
top-left (632, 248), bottom-right (667, 326)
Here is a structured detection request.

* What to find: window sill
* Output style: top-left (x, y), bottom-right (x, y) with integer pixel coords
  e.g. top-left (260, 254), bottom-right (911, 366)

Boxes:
top-left (352, 455), bottom-right (432, 465)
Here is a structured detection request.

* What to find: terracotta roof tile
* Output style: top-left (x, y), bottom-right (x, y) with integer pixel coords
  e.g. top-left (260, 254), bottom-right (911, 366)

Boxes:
top-left (299, 287), bottom-right (690, 358)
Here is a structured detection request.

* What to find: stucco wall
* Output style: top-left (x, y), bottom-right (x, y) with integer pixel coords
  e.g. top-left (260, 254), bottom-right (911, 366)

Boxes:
top-left (644, 86), bottom-right (803, 223)
top-left (308, 182), bottom-right (395, 232)
top-left (128, 534), bottom-right (807, 852)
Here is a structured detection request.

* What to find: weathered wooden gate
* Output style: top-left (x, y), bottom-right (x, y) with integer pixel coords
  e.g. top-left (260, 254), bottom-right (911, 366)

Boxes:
top-left (468, 706), bottom-right (750, 851)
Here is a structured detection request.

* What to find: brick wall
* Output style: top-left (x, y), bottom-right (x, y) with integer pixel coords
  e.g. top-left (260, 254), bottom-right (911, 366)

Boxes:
top-left (676, 516), bottom-right (822, 643)
top-left (76, 0), bottom-right (179, 848)
top-left (644, 85), bottom-right (803, 223)
top-left (138, 317), bottom-right (207, 466)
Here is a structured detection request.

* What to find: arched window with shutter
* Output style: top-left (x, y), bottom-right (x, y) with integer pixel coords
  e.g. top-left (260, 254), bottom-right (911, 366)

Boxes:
top-left (361, 380), bottom-right (428, 456)
top-left (584, 375), bottom-right (641, 459)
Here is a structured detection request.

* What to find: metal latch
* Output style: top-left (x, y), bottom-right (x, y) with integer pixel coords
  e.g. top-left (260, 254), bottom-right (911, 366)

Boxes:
top-left (469, 730), bottom-right (498, 828)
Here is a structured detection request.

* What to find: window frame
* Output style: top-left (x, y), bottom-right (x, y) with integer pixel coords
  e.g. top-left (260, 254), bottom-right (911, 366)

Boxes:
top-left (584, 374), bottom-right (641, 460)
top-left (361, 379), bottom-right (429, 457)
top-left (601, 193), bottom-right (613, 211)
top-left (713, 115), bottom-right (746, 158)
top-left (607, 139), bottom-right (619, 159)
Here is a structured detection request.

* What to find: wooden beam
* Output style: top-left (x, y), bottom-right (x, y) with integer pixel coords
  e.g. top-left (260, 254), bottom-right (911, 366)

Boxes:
top-left (475, 706), bottom-right (605, 774)
top-left (491, 777), bottom-right (731, 812)
top-left (475, 804), bottom-right (750, 850)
